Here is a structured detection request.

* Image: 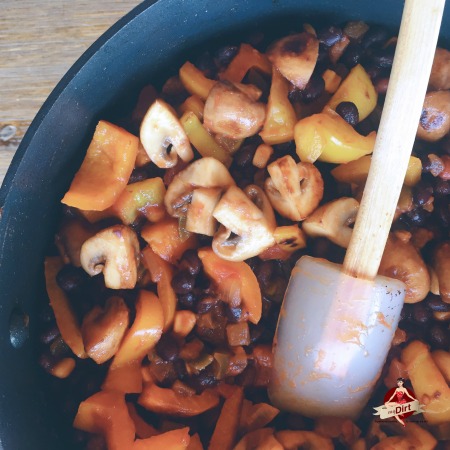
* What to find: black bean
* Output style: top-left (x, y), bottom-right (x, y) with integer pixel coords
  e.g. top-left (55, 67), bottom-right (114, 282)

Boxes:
top-left (171, 270), bottom-right (196, 294)
top-left (255, 261), bottom-right (274, 288)
top-left (341, 43), bottom-right (363, 68)
top-left (404, 208), bottom-right (430, 226)
top-left (226, 306), bottom-right (242, 323)
top-left (196, 297), bottom-right (217, 314)
top-left (128, 167), bottom-right (148, 184)
top-left (190, 369), bottom-right (218, 391)
top-left (56, 265), bottom-right (87, 293)
top-left (288, 88), bottom-right (302, 103)
top-left (370, 45), bottom-right (395, 69)
top-left (49, 336), bottom-right (71, 358)
top-left (333, 63), bottom-right (349, 79)
top-left (195, 52), bottom-right (217, 78)
top-left (364, 63), bottom-right (382, 80)
top-left (300, 75), bottom-right (325, 103)
top-left (336, 101), bottom-right (359, 126)
top-left (39, 352), bottom-right (56, 372)
top-left (40, 324), bottom-right (60, 345)
top-left (178, 292), bottom-right (198, 310)
top-left (214, 45), bottom-right (239, 68)
top-left (249, 323), bottom-right (264, 343)
top-left (235, 144), bottom-right (258, 167)
top-left (400, 304), bottom-right (414, 322)
top-left (155, 333), bottom-right (180, 362)
top-left (317, 26), bottom-right (343, 47)
top-left (434, 178), bottom-right (450, 196)
top-left (426, 295), bottom-right (450, 312)
top-left (428, 324), bottom-right (450, 349)
top-left (435, 199), bottom-right (450, 227)
top-left (361, 25), bottom-right (389, 50)
top-left (179, 249), bottom-right (202, 276)
top-left (317, 43), bottom-right (330, 65)
top-left (412, 181), bottom-right (433, 206)
top-left (412, 302), bottom-right (433, 325)
top-left (173, 359), bottom-right (188, 379)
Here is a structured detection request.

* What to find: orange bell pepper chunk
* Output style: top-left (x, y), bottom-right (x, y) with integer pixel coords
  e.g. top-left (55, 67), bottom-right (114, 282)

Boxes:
top-left (141, 218), bottom-right (198, 265)
top-left (138, 383), bottom-right (219, 417)
top-left (62, 121), bottom-right (139, 211)
top-left (275, 430), bottom-right (334, 450)
top-left (234, 428), bottom-right (282, 450)
top-left (142, 247), bottom-right (177, 331)
top-left (44, 257), bottom-right (87, 358)
top-left (134, 427), bottom-right (190, 450)
top-left (188, 433), bottom-right (204, 450)
top-left (198, 248), bottom-right (262, 324)
top-left (209, 387), bottom-right (244, 450)
top-left (102, 359), bottom-right (143, 394)
top-left (259, 67), bottom-right (297, 145)
top-left (239, 402), bottom-right (280, 434)
top-left (73, 390), bottom-right (136, 450)
top-left (127, 403), bottom-right (159, 439)
top-left (112, 290), bottom-right (164, 368)
top-left (220, 44), bottom-right (272, 83)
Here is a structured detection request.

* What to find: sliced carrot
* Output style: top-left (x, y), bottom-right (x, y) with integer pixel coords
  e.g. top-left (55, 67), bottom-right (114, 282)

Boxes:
top-left (44, 257), bottom-right (86, 358)
top-left (234, 428), bottom-right (282, 450)
top-left (133, 427), bottom-right (190, 450)
top-left (62, 121), bottom-right (138, 211)
top-left (208, 386), bottom-right (244, 450)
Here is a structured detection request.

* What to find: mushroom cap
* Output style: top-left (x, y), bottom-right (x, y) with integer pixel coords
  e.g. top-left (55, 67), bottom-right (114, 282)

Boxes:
top-left (140, 99), bottom-right (194, 168)
top-left (80, 225), bottom-right (140, 289)
top-left (164, 157), bottom-right (235, 217)
top-left (212, 186), bottom-right (275, 261)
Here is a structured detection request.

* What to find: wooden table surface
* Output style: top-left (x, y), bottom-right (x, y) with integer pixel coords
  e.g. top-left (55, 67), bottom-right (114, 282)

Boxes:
top-left (0, 0), bottom-right (142, 185)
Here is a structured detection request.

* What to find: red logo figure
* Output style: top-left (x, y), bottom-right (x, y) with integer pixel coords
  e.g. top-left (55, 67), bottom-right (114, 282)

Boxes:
top-left (373, 377), bottom-right (424, 426)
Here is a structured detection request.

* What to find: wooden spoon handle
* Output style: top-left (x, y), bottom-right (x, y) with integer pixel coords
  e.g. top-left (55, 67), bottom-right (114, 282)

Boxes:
top-left (343, 0), bottom-right (445, 280)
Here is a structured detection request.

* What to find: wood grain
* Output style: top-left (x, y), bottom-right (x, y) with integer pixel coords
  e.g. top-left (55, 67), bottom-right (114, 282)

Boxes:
top-left (0, 0), bottom-right (142, 185)
top-left (343, 0), bottom-right (445, 279)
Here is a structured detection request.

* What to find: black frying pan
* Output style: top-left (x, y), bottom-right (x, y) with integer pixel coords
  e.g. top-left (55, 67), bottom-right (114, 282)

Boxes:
top-left (0, 1), bottom-right (449, 448)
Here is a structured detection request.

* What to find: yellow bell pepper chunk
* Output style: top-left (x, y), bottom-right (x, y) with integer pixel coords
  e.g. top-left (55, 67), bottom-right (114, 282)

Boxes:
top-left (331, 155), bottom-right (422, 187)
top-left (259, 67), bottom-right (297, 145)
top-left (402, 340), bottom-right (450, 425)
top-left (326, 64), bottom-right (377, 121)
top-left (322, 69), bottom-right (342, 94)
top-left (179, 95), bottom-right (205, 120)
top-left (180, 112), bottom-right (232, 167)
top-left (294, 110), bottom-right (376, 164)
top-left (179, 62), bottom-right (216, 100)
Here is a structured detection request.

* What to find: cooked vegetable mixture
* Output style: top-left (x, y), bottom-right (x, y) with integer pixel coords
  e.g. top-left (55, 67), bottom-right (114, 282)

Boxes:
top-left (39, 19), bottom-right (450, 450)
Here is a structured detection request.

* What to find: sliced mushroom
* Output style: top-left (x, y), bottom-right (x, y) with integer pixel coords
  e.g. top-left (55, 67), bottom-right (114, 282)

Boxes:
top-left (80, 225), bottom-right (140, 289)
top-left (378, 233), bottom-right (431, 304)
top-left (303, 197), bottom-right (359, 248)
top-left (417, 90), bottom-right (450, 142)
top-left (212, 186), bottom-right (275, 261)
top-left (264, 155), bottom-right (324, 221)
top-left (432, 241), bottom-right (450, 303)
top-left (186, 187), bottom-right (222, 236)
top-left (140, 99), bottom-right (194, 168)
top-left (203, 81), bottom-right (266, 139)
top-left (164, 157), bottom-right (235, 217)
top-left (243, 184), bottom-right (277, 230)
top-left (266, 32), bottom-right (319, 89)
top-left (81, 296), bottom-right (129, 364)
top-left (55, 217), bottom-right (98, 267)
top-left (429, 48), bottom-right (450, 91)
